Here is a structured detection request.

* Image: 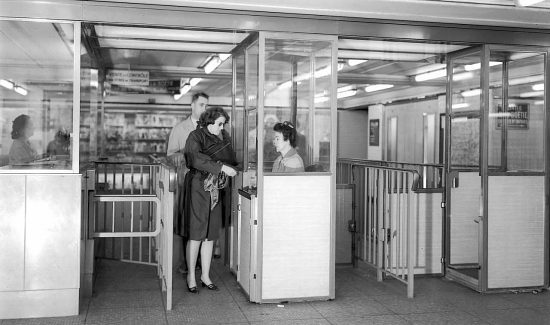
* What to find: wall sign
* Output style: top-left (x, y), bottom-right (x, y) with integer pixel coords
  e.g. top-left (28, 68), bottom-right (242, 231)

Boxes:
top-left (369, 119), bottom-right (380, 146)
top-left (496, 103), bottom-right (529, 129)
top-left (106, 69), bottom-right (149, 86)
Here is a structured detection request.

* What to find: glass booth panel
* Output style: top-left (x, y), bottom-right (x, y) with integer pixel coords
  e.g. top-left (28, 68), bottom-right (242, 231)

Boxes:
top-left (488, 50), bottom-right (545, 172)
top-left (233, 51), bottom-right (245, 166)
top-left (263, 37), bottom-right (333, 173)
top-left (246, 42), bottom-right (259, 171)
top-left (0, 20), bottom-right (75, 170)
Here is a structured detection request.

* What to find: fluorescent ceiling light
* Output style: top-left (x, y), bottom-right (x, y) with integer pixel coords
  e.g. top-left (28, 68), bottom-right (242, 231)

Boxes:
top-left (219, 53), bottom-right (231, 61)
top-left (415, 69), bottom-right (446, 82)
top-left (14, 86), bottom-right (28, 96)
top-left (514, 0), bottom-right (544, 6)
top-left (534, 100), bottom-right (544, 105)
top-left (520, 91), bottom-right (544, 98)
top-left (339, 50), bottom-right (431, 62)
top-left (461, 89), bottom-right (481, 97)
top-left (174, 83), bottom-right (191, 100)
top-left (337, 89), bottom-right (357, 99)
top-left (453, 72), bottom-right (473, 81)
top-left (338, 85), bottom-right (356, 93)
top-left (347, 59), bottom-right (367, 67)
top-left (95, 25), bottom-right (247, 44)
top-left (532, 83), bottom-right (544, 91)
top-left (463, 61), bottom-right (502, 71)
top-left (365, 84), bottom-right (394, 92)
top-left (0, 79), bottom-right (14, 90)
top-left (98, 39), bottom-right (234, 53)
top-left (314, 96), bottom-right (329, 103)
top-left (189, 78), bottom-right (202, 87)
top-left (338, 39), bottom-right (465, 54)
top-left (278, 80), bottom-right (292, 89)
top-left (203, 56), bottom-right (222, 74)
top-left (452, 103), bottom-right (470, 109)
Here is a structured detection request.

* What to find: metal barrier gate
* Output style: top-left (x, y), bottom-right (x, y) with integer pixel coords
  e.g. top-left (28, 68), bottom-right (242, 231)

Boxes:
top-left (338, 159), bottom-right (441, 298)
top-left (85, 161), bottom-right (175, 310)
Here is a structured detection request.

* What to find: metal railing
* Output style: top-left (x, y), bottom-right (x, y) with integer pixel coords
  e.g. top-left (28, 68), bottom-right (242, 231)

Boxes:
top-left (337, 158), bottom-right (444, 190)
top-left (85, 160), bottom-right (175, 310)
top-left (337, 159), bottom-right (442, 298)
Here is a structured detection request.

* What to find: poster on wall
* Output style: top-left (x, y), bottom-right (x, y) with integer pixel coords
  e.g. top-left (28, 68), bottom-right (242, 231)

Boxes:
top-left (369, 119), bottom-right (380, 146)
top-left (496, 103), bottom-right (529, 129)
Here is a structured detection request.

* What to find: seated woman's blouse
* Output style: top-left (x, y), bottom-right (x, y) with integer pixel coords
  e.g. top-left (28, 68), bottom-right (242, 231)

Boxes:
top-left (272, 147), bottom-right (305, 173)
top-left (9, 139), bottom-right (37, 164)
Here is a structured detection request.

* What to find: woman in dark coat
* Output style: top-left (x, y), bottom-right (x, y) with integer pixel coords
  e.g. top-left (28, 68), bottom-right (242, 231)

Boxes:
top-left (183, 106), bottom-right (237, 293)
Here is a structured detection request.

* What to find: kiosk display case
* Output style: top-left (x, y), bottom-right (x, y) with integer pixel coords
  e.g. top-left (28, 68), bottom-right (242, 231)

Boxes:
top-left (230, 32), bottom-right (337, 303)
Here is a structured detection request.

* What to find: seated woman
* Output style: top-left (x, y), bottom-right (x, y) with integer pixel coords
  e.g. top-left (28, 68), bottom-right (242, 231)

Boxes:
top-left (271, 121), bottom-right (305, 173)
top-left (9, 114), bottom-right (38, 165)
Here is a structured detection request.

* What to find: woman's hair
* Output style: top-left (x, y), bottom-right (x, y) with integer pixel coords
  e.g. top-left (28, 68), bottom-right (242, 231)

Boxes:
top-left (11, 114), bottom-right (30, 140)
top-left (273, 121), bottom-right (297, 148)
top-left (198, 106), bottom-right (230, 127)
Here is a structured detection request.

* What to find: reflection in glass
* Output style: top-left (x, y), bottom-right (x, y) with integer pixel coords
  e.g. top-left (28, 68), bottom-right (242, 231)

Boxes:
top-left (0, 20), bottom-right (74, 169)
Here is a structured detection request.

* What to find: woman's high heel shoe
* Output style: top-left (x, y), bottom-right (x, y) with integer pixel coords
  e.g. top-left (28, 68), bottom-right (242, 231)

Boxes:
top-left (186, 278), bottom-right (199, 294)
top-left (200, 280), bottom-right (219, 291)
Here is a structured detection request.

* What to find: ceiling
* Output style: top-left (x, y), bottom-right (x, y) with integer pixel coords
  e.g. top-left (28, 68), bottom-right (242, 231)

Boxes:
top-left (0, 21), bottom-right (545, 110)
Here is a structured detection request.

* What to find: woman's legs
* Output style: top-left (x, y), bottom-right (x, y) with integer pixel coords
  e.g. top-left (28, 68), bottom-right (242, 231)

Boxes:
top-left (186, 239), bottom-right (201, 288)
top-left (200, 239), bottom-right (214, 284)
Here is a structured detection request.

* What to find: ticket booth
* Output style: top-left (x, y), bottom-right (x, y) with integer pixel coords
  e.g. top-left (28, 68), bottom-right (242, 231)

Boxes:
top-left (229, 32), bottom-right (337, 302)
top-left (0, 21), bottom-right (81, 318)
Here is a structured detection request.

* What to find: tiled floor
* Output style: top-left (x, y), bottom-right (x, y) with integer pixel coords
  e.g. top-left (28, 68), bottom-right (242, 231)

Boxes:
top-left (2, 259), bottom-right (550, 325)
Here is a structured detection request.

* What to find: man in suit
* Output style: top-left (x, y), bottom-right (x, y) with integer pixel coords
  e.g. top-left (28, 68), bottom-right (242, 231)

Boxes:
top-left (167, 92), bottom-right (209, 274)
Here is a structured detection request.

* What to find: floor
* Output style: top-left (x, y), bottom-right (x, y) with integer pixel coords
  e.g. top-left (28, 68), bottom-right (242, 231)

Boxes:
top-left (2, 259), bottom-right (550, 325)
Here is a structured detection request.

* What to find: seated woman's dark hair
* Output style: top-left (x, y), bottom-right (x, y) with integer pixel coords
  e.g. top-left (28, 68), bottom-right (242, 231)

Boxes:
top-left (273, 121), bottom-right (297, 148)
top-left (199, 106), bottom-right (230, 127)
top-left (11, 114), bottom-right (30, 140)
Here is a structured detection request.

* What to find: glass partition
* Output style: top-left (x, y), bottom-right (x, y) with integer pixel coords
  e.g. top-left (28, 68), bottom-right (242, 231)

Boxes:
top-left (0, 20), bottom-right (75, 170)
top-left (262, 37), bottom-right (334, 172)
top-left (488, 50), bottom-right (545, 172)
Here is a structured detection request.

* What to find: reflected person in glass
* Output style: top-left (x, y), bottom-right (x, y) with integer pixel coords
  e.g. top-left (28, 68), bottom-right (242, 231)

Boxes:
top-left (9, 114), bottom-right (38, 165)
top-left (271, 121), bottom-right (305, 173)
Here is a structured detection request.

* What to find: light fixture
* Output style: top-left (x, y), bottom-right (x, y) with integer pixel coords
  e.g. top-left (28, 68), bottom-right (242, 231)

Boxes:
top-left (0, 79), bottom-right (14, 90)
top-left (452, 103), bottom-right (470, 109)
top-left (534, 100), bottom-right (544, 105)
top-left (364, 84), bottom-right (394, 92)
top-left (173, 83), bottom-right (191, 100)
top-left (338, 85), bottom-right (356, 93)
top-left (461, 89), bottom-right (481, 97)
top-left (314, 96), bottom-right (329, 103)
top-left (532, 83), bottom-right (544, 91)
top-left (514, 0), bottom-right (544, 6)
top-left (415, 69), bottom-right (446, 82)
top-left (189, 78), bottom-right (202, 87)
top-left (347, 59), bottom-right (367, 67)
top-left (14, 86), bottom-right (28, 96)
top-left (337, 90), bottom-right (357, 99)
top-left (520, 91), bottom-right (544, 98)
top-left (203, 56), bottom-right (222, 74)
top-left (453, 72), bottom-right (473, 81)
top-left (463, 61), bottom-right (502, 71)
top-left (219, 53), bottom-right (231, 61)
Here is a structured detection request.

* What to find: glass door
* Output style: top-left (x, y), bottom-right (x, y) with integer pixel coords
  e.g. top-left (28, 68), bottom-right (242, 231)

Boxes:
top-left (445, 47), bottom-right (485, 289)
